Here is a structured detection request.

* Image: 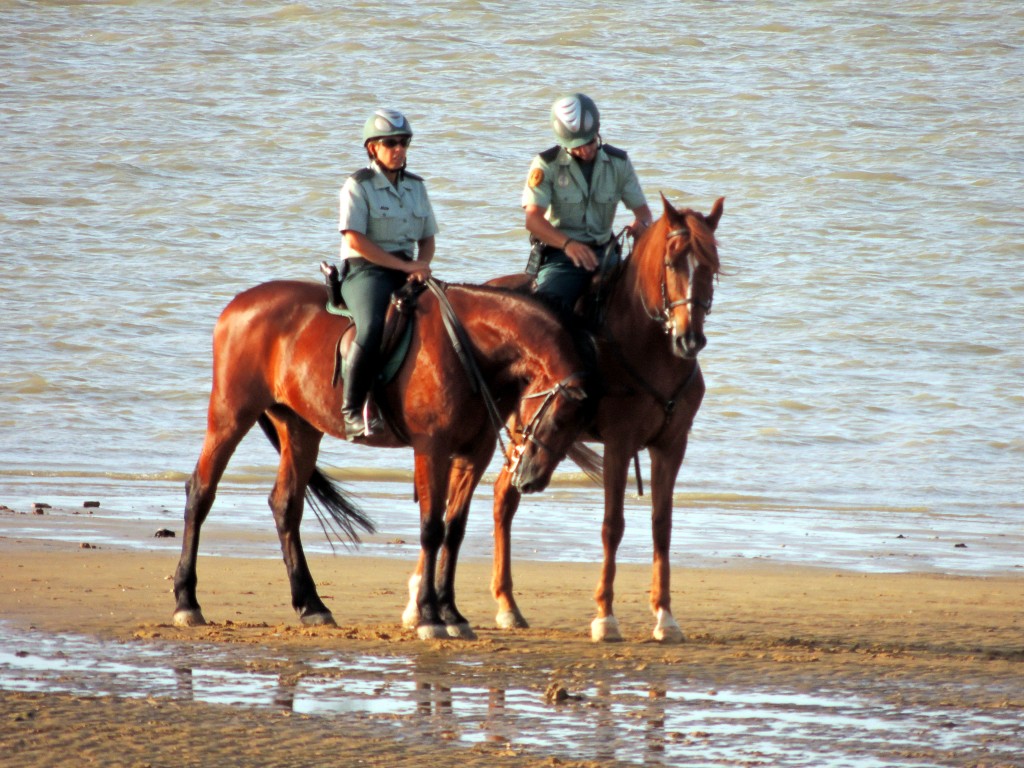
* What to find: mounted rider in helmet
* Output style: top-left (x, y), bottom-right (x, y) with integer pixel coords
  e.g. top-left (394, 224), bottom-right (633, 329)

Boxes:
top-left (522, 93), bottom-right (653, 318)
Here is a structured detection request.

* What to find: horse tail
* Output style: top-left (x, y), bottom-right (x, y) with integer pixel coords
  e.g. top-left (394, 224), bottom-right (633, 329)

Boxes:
top-left (256, 414), bottom-right (376, 545)
top-left (567, 442), bottom-right (603, 485)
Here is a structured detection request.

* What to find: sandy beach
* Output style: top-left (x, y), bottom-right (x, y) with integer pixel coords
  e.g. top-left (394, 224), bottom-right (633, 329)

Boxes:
top-left (1, 506), bottom-right (1021, 767)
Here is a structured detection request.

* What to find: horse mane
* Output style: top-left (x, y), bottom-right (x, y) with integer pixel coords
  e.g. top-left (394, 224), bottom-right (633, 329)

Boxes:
top-left (634, 207), bottom-right (721, 276)
top-left (682, 210), bottom-right (721, 275)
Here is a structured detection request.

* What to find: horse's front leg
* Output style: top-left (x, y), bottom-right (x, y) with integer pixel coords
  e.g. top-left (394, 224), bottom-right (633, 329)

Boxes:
top-left (648, 444), bottom-right (686, 643)
top-left (436, 451), bottom-right (491, 638)
top-left (491, 464), bottom-right (527, 629)
top-left (173, 413), bottom-right (253, 626)
top-left (411, 450), bottom-right (451, 640)
top-left (402, 453), bottom-right (489, 639)
top-left (267, 414), bottom-right (334, 626)
top-left (592, 446), bottom-right (631, 642)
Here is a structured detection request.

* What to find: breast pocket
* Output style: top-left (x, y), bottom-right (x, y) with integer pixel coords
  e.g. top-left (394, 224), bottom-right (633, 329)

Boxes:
top-left (408, 201), bottom-right (429, 239)
top-left (551, 186), bottom-right (586, 227)
top-left (590, 186), bottom-right (618, 227)
top-left (367, 206), bottom-right (405, 243)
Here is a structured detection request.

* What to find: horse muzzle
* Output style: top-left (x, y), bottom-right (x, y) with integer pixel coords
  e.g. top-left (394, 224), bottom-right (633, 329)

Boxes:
top-left (508, 441), bottom-right (553, 494)
top-left (673, 328), bottom-right (706, 359)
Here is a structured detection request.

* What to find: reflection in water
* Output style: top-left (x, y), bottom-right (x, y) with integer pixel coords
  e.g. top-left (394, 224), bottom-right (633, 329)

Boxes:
top-left (0, 623), bottom-right (1020, 767)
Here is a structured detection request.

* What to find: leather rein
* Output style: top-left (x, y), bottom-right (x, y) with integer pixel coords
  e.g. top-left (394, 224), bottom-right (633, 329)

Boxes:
top-left (425, 278), bottom-right (582, 471)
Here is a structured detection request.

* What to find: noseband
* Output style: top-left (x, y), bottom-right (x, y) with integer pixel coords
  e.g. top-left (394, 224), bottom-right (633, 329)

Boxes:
top-left (644, 226), bottom-right (713, 335)
top-left (506, 374), bottom-right (584, 475)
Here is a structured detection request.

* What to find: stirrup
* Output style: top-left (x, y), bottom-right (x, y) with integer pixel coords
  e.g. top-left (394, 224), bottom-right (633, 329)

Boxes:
top-left (363, 399), bottom-right (383, 435)
top-left (343, 411), bottom-right (367, 440)
top-left (344, 403), bottom-right (382, 441)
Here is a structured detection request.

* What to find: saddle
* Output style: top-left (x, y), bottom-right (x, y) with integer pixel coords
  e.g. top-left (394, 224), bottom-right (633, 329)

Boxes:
top-left (319, 261), bottom-right (423, 429)
top-left (521, 235), bottom-right (624, 330)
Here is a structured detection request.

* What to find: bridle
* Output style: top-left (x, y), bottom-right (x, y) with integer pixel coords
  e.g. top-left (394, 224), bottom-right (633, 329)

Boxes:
top-left (506, 375), bottom-right (584, 478)
top-left (642, 224), bottom-right (714, 335)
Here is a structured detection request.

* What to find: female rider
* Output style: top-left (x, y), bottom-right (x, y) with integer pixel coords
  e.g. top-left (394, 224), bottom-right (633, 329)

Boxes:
top-left (338, 109), bottom-right (437, 439)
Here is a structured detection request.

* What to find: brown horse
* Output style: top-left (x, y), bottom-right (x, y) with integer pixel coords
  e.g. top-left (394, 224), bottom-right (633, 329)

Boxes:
top-left (488, 195), bottom-right (724, 642)
top-left (171, 279), bottom-right (592, 640)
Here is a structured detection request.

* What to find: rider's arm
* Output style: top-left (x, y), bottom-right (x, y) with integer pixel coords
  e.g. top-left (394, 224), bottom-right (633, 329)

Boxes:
top-left (342, 230), bottom-right (429, 276)
top-left (628, 203), bottom-right (654, 237)
top-left (525, 205), bottom-right (598, 271)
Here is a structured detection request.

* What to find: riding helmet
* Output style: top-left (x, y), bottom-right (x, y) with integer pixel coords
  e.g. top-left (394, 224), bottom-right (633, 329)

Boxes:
top-left (550, 93), bottom-right (600, 149)
top-left (362, 109), bottom-right (413, 146)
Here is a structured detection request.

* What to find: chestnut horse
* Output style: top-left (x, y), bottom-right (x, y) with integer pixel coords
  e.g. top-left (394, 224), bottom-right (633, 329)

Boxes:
top-left (171, 279), bottom-right (591, 640)
top-left (489, 195), bottom-right (724, 642)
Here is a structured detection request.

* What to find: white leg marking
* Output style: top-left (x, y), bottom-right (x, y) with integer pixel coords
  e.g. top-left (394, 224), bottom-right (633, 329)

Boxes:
top-left (445, 622), bottom-right (477, 640)
top-left (172, 609), bottom-right (207, 627)
top-left (495, 609), bottom-right (529, 630)
top-left (417, 623), bottom-right (449, 641)
top-left (591, 615), bottom-right (623, 643)
top-left (401, 573), bottom-right (421, 629)
top-left (652, 608), bottom-right (684, 643)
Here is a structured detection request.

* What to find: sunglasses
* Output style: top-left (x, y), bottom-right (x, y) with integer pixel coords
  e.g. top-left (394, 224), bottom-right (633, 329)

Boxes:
top-left (378, 137), bottom-right (411, 149)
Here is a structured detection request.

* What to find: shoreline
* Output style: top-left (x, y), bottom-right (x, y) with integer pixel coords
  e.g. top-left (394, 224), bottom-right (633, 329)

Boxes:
top-left (2, 505), bottom-right (1022, 767)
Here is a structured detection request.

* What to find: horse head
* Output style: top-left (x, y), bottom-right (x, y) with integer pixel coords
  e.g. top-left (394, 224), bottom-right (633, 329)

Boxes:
top-left (507, 371), bottom-right (589, 494)
top-left (634, 195), bottom-right (724, 359)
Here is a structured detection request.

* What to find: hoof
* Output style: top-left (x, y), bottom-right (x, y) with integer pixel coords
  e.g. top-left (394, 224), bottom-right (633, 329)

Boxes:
top-left (591, 615), bottom-right (623, 643)
top-left (495, 609), bottom-right (529, 630)
top-left (653, 609), bottom-right (684, 643)
top-left (300, 611), bottom-right (337, 627)
top-left (172, 609), bottom-right (206, 627)
top-left (446, 622), bottom-right (477, 640)
top-left (417, 623), bottom-right (449, 641)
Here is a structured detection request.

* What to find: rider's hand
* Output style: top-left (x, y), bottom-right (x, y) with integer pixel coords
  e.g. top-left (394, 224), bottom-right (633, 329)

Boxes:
top-left (564, 239), bottom-right (598, 271)
top-left (405, 262), bottom-right (432, 282)
top-left (626, 219), bottom-right (650, 239)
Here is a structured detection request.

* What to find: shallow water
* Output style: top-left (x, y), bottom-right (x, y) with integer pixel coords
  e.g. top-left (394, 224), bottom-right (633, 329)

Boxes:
top-left (4, 474), bottom-right (1022, 575)
top-left (2, 1), bottom-right (1023, 575)
top-left (1, 623), bottom-right (1019, 767)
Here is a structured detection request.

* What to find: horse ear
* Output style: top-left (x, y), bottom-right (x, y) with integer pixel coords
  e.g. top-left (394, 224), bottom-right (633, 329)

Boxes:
top-left (706, 197), bottom-right (725, 231)
top-left (564, 385), bottom-right (588, 402)
top-left (659, 192), bottom-right (677, 217)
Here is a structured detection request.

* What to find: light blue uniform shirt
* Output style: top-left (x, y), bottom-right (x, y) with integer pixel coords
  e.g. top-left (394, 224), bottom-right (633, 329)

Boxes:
top-left (521, 144), bottom-right (646, 244)
top-left (338, 162), bottom-right (438, 259)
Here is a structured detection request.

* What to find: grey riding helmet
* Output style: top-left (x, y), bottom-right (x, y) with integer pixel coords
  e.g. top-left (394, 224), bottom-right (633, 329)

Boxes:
top-left (550, 93), bottom-right (600, 149)
top-left (362, 109), bottom-right (413, 145)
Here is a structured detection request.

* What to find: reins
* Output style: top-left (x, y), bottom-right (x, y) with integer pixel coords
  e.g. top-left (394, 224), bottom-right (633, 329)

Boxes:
top-left (602, 223), bottom-right (707, 494)
top-left (425, 278), bottom-right (583, 472)
top-left (641, 225), bottom-right (713, 334)
top-left (426, 278), bottom-right (511, 458)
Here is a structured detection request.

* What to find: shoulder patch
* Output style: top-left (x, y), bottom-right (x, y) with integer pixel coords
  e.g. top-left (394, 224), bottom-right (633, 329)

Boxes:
top-left (539, 145), bottom-right (561, 163)
top-left (402, 170), bottom-right (424, 182)
top-left (349, 167), bottom-right (375, 182)
top-left (528, 167), bottom-right (545, 188)
top-left (601, 144), bottom-right (628, 160)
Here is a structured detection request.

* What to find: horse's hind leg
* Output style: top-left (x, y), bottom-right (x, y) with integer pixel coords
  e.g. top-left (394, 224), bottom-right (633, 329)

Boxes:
top-left (173, 406), bottom-right (258, 626)
top-left (265, 409), bottom-right (335, 626)
top-left (491, 464), bottom-right (527, 629)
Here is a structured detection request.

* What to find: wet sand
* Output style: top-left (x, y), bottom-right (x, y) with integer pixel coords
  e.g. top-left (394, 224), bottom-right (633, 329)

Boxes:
top-left (1, 507), bottom-right (1021, 767)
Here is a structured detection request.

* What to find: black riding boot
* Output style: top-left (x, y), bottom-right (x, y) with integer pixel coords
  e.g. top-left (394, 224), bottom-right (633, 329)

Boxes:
top-left (342, 342), bottom-right (382, 440)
